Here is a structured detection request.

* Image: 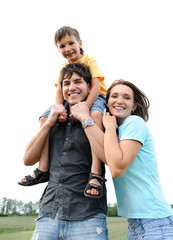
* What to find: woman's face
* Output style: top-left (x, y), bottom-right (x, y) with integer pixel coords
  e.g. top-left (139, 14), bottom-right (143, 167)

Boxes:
top-left (107, 84), bottom-right (136, 125)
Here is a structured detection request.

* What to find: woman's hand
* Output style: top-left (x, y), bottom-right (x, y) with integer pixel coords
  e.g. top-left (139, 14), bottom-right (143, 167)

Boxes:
top-left (103, 109), bottom-right (118, 129)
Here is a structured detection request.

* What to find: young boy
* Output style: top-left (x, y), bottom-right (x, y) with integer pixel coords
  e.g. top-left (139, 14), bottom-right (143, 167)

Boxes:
top-left (18, 26), bottom-right (107, 198)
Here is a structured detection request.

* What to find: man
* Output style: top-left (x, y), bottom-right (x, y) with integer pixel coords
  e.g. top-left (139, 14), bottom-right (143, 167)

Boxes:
top-left (23, 63), bottom-right (108, 240)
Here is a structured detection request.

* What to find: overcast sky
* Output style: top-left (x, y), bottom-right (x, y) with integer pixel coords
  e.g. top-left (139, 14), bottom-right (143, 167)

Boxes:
top-left (1, 0), bottom-right (173, 205)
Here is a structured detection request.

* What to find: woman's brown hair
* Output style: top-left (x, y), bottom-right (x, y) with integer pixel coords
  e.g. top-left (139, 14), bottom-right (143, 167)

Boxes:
top-left (106, 79), bottom-right (150, 122)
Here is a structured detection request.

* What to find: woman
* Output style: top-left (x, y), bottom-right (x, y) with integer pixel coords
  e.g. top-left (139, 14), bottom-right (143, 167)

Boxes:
top-left (103, 79), bottom-right (173, 239)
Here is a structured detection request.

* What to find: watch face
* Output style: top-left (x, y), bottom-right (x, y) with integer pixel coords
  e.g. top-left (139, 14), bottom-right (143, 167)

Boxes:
top-left (82, 118), bottom-right (94, 129)
top-left (86, 118), bottom-right (94, 125)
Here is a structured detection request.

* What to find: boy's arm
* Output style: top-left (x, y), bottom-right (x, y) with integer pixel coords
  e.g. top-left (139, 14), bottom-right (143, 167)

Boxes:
top-left (55, 84), bottom-right (64, 105)
top-left (55, 84), bottom-right (67, 121)
top-left (86, 77), bottom-right (100, 108)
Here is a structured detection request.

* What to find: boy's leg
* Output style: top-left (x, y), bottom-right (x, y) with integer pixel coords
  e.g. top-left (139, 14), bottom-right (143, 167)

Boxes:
top-left (85, 111), bottom-right (104, 196)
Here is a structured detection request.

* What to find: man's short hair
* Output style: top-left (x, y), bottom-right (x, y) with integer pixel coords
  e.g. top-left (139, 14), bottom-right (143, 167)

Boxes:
top-left (59, 63), bottom-right (92, 86)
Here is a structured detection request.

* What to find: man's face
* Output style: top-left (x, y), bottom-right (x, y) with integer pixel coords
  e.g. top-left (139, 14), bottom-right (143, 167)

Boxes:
top-left (62, 72), bottom-right (90, 106)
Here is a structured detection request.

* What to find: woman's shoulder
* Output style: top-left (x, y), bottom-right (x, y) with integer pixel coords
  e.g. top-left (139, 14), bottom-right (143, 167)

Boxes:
top-left (120, 115), bottom-right (148, 135)
top-left (123, 115), bottom-right (146, 126)
top-left (119, 116), bottom-right (148, 143)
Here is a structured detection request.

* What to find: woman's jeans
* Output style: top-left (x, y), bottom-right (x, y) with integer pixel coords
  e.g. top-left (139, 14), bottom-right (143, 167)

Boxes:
top-left (31, 211), bottom-right (109, 240)
top-left (127, 215), bottom-right (173, 239)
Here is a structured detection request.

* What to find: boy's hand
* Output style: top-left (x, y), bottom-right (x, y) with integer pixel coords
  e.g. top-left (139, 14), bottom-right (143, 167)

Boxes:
top-left (47, 105), bottom-right (67, 126)
top-left (57, 104), bottom-right (67, 122)
top-left (57, 114), bottom-right (67, 122)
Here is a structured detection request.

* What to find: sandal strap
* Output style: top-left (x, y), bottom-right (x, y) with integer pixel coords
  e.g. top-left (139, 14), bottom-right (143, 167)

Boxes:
top-left (89, 173), bottom-right (107, 185)
top-left (25, 175), bottom-right (36, 182)
top-left (85, 183), bottom-right (103, 191)
top-left (24, 168), bottom-right (45, 182)
top-left (33, 168), bottom-right (46, 178)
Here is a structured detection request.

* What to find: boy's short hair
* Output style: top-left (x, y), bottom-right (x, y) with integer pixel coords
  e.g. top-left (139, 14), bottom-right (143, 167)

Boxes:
top-left (59, 63), bottom-right (91, 86)
top-left (54, 26), bottom-right (81, 43)
top-left (54, 26), bottom-right (84, 54)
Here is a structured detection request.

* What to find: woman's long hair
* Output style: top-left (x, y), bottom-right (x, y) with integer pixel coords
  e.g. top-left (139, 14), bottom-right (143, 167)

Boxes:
top-left (106, 79), bottom-right (150, 122)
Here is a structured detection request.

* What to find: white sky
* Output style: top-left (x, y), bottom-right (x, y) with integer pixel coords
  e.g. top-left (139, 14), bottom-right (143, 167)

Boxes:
top-left (1, 0), bottom-right (173, 205)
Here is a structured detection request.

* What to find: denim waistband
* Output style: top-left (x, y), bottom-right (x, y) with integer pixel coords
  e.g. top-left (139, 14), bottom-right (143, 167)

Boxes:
top-left (128, 215), bottom-right (173, 229)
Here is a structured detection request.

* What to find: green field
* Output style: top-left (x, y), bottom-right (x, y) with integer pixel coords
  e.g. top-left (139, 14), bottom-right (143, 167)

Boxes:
top-left (0, 216), bottom-right (128, 240)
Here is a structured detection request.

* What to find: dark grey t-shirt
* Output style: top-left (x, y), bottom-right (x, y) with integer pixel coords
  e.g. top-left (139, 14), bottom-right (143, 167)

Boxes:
top-left (39, 117), bottom-right (107, 220)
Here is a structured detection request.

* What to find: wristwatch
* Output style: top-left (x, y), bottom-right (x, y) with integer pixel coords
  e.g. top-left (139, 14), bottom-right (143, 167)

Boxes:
top-left (82, 118), bottom-right (94, 129)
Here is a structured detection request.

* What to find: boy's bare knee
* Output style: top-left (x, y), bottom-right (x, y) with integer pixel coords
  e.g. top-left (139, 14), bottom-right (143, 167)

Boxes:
top-left (91, 111), bottom-right (103, 130)
top-left (91, 111), bottom-right (102, 119)
top-left (39, 117), bottom-right (47, 128)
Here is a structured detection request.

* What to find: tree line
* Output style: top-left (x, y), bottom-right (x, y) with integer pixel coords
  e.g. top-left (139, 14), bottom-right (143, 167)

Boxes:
top-left (1, 198), bottom-right (172, 217)
top-left (0, 198), bottom-right (40, 216)
top-left (0, 197), bottom-right (118, 217)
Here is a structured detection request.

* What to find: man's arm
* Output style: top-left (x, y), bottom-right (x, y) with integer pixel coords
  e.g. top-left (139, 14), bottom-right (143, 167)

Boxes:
top-left (71, 102), bottom-right (106, 164)
top-left (23, 123), bottom-right (51, 166)
top-left (23, 105), bottom-right (65, 165)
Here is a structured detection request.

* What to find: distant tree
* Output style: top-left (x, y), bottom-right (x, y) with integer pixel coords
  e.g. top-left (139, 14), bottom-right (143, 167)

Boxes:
top-left (17, 200), bottom-right (24, 214)
top-left (107, 203), bottom-right (118, 217)
top-left (0, 198), bottom-right (7, 215)
top-left (0, 198), bottom-right (39, 216)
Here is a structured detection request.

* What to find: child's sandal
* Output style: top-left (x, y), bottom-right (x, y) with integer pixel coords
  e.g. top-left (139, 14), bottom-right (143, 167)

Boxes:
top-left (84, 173), bottom-right (107, 198)
top-left (18, 168), bottom-right (49, 186)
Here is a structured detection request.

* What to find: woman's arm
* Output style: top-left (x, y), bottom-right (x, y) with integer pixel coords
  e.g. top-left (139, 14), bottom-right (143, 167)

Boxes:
top-left (103, 110), bottom-right (142, 178)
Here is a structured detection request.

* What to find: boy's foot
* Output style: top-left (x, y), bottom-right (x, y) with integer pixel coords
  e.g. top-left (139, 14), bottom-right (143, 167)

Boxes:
top-left (84, 173), bottom-right (107, 198)
top-left (18, 168), bottom-right (49, 186)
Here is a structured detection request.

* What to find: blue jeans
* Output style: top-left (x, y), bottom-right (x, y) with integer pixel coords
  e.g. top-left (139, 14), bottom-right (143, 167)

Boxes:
top-left (127, 215), bottom-right (173, 239)
top-left (31, 212), bottom-right (109, 240)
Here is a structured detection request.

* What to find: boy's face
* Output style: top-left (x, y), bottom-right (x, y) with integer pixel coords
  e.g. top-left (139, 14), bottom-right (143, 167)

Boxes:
top-left (62, 72), bottom-right (90, 107)
top-left (57, 34), bottom-right (82, 63)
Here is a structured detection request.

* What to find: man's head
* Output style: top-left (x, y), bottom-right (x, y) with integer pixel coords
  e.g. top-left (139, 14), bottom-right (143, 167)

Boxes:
top-left (59, 63), bottom-right (91, 106)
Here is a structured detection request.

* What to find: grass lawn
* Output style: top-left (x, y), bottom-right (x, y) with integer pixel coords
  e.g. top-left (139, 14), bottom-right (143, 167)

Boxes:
top-left (0, 216), bottom-right (128, 240)
top-left (107, 217), bottom-right (128, 240)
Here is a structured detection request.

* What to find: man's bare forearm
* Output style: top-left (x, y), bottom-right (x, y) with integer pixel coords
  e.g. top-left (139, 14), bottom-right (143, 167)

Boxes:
top-left (23, 123), bottom-right (51, 165)
top-left (71, 101), bottom-right (106, 163)
top-left (23, 105), bottom-right (63, 165)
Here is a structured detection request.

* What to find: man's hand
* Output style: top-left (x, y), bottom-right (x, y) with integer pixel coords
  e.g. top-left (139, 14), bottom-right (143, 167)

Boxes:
top-left (71, 102), bottom-right (91, 123)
